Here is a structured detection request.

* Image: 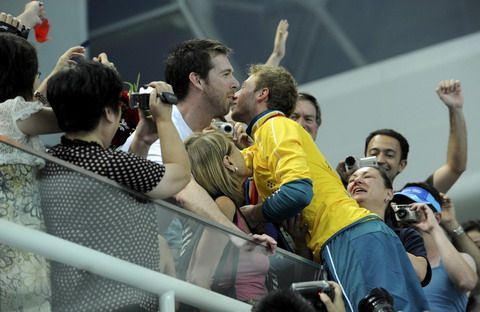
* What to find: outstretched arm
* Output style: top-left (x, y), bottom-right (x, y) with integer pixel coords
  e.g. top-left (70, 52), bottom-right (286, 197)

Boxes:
top-left (175, 178), bottom-right (240, 232)
top-left (16, 46), bottom-right (86, 136)
top-left (265, 19), bottom-right (289, 67)
top-left (430, 80), bottom-right (467, 193)
top-left (16, 1), bottom-right (45, 29)
top-left (0, 1), bottom-right (44, 39)
top-left (145, 81), bottom-right (191, 198)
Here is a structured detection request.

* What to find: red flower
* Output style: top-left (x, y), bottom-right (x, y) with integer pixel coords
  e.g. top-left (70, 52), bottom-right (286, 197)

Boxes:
top-left (111, 90), bottom-right (140, 148)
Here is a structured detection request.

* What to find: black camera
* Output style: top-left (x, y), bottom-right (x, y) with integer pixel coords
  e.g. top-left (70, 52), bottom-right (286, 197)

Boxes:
top-left (358, 288), bottom-right (395, 312)
top-left (129, 87), bottom-right (177, 118)
top-left (344, 156), bottom-right (377, 172)
top-left (393, 204), bottom-right (420, 225)
top-left (291, 280), bottom-right (335, 312)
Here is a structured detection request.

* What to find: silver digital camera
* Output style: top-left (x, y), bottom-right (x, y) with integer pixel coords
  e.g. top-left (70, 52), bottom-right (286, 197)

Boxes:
top-left (393, 204), bottom-right (420, 225)
top-left (212, 120), bottom-right (234, 138)
top-left (291, 280), bottom-right (335, 312)
top-left (344, 156), bottom-right (377, 172)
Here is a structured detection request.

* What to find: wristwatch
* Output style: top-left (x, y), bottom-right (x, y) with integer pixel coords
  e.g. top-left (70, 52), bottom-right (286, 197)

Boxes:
top-left (34, 91), bottom-right (49, 105)
top-left (451, 225), bottom-right (465, 237)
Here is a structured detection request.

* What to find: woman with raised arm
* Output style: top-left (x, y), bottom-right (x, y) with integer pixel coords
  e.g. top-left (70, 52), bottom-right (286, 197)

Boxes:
top-left (41, 56), bottom-right (190, 311)
top-left (0, 26), bottom-right (84, 310)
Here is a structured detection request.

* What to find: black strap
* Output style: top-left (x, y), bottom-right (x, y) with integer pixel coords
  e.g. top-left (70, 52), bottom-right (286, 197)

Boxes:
top-left (211, 241), bottom-right (240, 298)
top-left (0, 21), bottom-right (30, 39)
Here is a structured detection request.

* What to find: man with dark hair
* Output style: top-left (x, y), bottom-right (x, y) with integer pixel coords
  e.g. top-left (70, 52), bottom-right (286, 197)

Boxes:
top-left (290, 92), bottom-right (321, 140)
top-left (392, 183), bottom-right (477, 311)
top-left (363, 80), bottom-right (466, 193)
top-left (123, 39), bottom-right (239, 163)
top-left (232, 64), bottom-right (429, 312)
top-left (121, 39), bottom-right (240, 229)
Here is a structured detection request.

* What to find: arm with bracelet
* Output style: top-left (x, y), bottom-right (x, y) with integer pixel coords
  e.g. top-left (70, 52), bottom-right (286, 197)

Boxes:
top-left (440, 194), bottom-right (480, 293)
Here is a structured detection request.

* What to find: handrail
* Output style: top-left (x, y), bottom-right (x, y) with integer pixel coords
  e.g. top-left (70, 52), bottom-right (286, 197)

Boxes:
top-left (0, 219), bottom-right (252, 312)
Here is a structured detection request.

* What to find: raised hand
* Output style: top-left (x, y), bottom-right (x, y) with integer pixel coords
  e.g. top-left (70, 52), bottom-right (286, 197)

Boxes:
top-left (410, 203), bottom-right (438, 234)
top-left (233, 122), bottom-right (253, 149)
top-left (265, 19), bottom-right (289, 66)
top-left (53, 46), bottom-right (86, 71)
top-left (272, 19), bottom-right (289, 60)
top-left (439, 193), bottom-right (461, 232)
top-left (93, 52), bottom-right (116, 69)
top-left (147, 81), bottom-right (174, 123)
top-left (436, 79), bottom-right (463, 109)
top-left (17, 1), bottom-right (45, 29)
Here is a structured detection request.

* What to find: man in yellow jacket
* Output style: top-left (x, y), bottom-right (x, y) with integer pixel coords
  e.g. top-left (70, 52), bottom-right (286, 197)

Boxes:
top-left (231, 64), bottom-right (429, 312)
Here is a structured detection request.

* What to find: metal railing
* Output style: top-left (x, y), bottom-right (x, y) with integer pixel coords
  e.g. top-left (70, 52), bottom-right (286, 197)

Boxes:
top-left (0, 134), bottom-right (322, 311)
top-left (0, 218), bottom-right (251, 312)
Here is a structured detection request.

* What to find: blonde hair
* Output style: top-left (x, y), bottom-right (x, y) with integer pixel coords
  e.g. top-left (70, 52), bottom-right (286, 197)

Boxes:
top-left (184, 132), bottom-right (244, 207)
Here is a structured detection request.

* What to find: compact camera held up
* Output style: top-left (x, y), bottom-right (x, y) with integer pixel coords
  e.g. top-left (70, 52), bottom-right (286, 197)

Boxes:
top-left (129, 86), bottom-right (177, 118)
top-left (291, 280), bottom-right (335, 312)
top-left (211, 120), bottom-right (234, 138)
top-left (344, 156), bottom-right (377, 172)
top-left (392, 204), bottom-right (421, 225)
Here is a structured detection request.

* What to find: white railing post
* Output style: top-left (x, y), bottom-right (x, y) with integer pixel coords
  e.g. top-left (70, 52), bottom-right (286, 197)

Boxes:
top-left (160, 290), bottom-right (176, 312)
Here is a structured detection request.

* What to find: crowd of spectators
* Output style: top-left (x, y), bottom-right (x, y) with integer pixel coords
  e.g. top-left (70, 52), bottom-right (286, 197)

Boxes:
top-left (1, 2), bottom-right (480, 312)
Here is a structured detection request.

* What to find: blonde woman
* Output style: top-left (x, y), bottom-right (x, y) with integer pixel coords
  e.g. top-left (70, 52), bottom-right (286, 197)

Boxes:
top-left (183, 131), bottom-right (275, 303)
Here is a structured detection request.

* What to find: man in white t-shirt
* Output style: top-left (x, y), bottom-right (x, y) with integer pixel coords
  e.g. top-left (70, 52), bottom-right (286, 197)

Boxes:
top-left (122, 39), bottom-right (240, 228)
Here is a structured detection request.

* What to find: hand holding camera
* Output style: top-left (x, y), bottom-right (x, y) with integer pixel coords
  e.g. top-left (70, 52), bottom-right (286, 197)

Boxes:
top-left (291, 280), bottom-right (338, 312)
top-left (130, 81), bottom-right (177, 121)
top-left (407, 203), bottom-right (438, 233)
top-left (210, 120), bottom-right (234, 138)
top-left (344, 156), bottom-right (377, 173)
top-left (392, 204), bottom-right (421, 225)
top-left (337, 156), bottom-right (377, 187)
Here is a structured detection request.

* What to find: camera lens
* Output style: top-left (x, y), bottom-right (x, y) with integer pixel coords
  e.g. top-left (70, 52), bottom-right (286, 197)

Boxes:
top-left (358, 288), bottom-right (395, 312)
top-left (396, 208), bottom-right (407, 219)
top-left (222, 124), bottom-right (233, 133)
top-left (345, 156), bottom-right (357, 167)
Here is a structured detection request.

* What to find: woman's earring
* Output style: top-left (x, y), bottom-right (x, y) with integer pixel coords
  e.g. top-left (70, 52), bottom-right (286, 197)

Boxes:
top-left (234, 167), bottom-right (238, 173)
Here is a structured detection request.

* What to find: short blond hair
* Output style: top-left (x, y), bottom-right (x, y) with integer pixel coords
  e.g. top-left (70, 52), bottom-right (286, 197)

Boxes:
top-left (184, 132), bottom-right (244, 207)
top-left (249, 64), bottom-right (298, 116)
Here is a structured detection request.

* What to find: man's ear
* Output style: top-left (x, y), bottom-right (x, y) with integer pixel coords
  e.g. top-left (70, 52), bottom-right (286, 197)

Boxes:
top-left (256, 88), bottom-right (269, 103)
top-left (189, 72), bottom-right (203, 91)
top-left (398, 159), bottom-right (407, 173)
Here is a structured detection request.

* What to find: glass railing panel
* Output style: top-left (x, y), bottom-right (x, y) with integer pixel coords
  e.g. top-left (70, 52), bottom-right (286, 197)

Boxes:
top-left (0, 137), bottom-right (322, 310)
